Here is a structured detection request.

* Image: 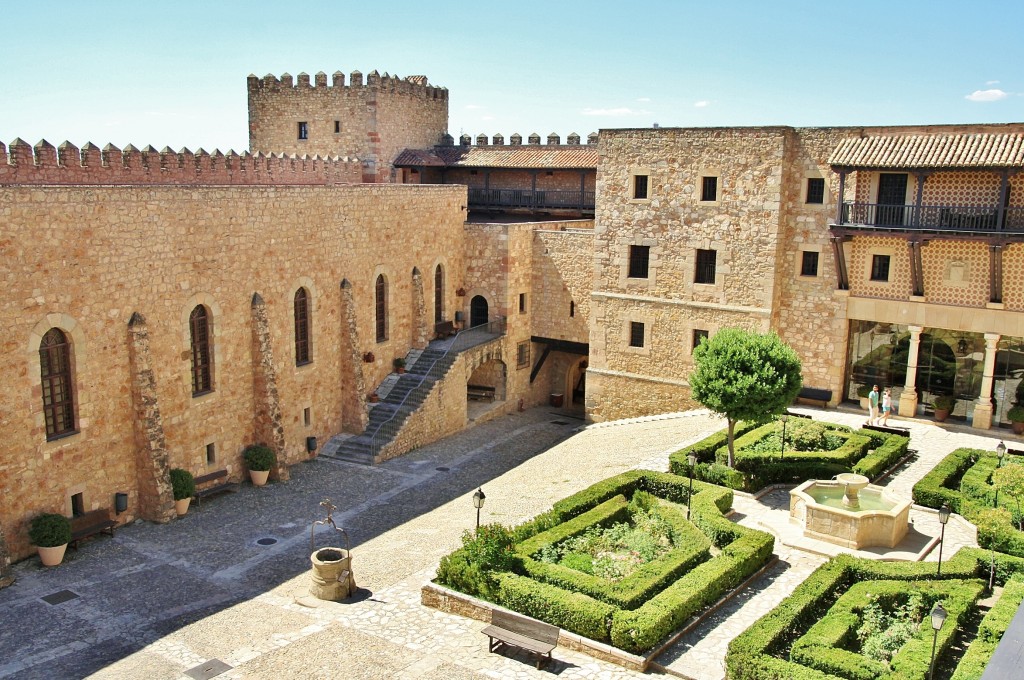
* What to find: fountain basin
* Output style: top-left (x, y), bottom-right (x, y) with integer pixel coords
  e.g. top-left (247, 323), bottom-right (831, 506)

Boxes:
top-left (790, 479), bottom-right (911, 549)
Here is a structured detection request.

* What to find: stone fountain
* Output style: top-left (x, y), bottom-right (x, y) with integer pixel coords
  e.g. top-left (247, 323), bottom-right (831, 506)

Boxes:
top-left (790, 475), bottom-right (911, 550)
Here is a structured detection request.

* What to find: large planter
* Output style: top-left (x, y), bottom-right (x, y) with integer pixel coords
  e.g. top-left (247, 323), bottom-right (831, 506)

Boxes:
top-left (934, 408), bottom-right (951, 422)
top-left (38, 544), bottom-right (68, 567)
top-left (174, 498), bottom-right (191, 516)
top-left (1012, 420), bottom-right (1024, 435)
top-left (249, 470), bottom-right (270, 487)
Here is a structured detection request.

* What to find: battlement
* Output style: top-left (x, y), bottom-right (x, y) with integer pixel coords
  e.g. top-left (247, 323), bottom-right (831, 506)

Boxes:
top-left (456, 131), bottom-right (599, 147)
top-left (247, 70), bottom-right (448, 101)
top-left (0, 139), bottom-right (363, 186)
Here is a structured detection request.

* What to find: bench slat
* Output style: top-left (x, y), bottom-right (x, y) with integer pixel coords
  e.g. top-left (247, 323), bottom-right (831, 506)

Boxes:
top-left (70, 509), bottom-right (116, 549)
top-left (483, 626), bottom-right (556, 654)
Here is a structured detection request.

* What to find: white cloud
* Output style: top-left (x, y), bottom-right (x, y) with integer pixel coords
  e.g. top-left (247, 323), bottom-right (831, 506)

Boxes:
top-left (481, 115), bottom-right (495, 121)
top-left (965, 89), bottom-right (1008, 102)
top-left (581, 107), bottom-right (650, 117)
top-left (986, 80), bottom-right (1000, 85)
top-left (636, 97), bottom-right (651, 102)
top-left (464, 104), bottom-right (484, 110)
top-left (694, 100), bottom-right (710, 108)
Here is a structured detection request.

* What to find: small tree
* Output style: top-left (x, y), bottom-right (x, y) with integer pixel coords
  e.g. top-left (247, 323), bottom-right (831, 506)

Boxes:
top-left (689, 328), bottom-right (802, 467)
top-left (992, 464), bottom-right (1024, 531)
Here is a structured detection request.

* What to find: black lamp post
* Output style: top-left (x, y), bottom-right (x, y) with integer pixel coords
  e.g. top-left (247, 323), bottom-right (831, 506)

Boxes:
top-left (995, 441), bottom-right (1006, 508)
top-left (779, 414), bottom-right (789, 463)
top-left (687, 453), bottom-right (697, 521)
top-left (936, 502), bottom-right (951, 576)
top-left (929, 602), bottom-right (947, 680)
top-left (472, 487), bottom-right (486, 531)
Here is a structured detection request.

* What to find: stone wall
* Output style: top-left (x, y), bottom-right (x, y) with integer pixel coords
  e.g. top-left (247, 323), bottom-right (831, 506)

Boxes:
top-left (0, 183), bottom-right (464, 561)
top-left (532, 225), bottom-right (594, 343)
top-left (444, 169), bottom-right (595, 193)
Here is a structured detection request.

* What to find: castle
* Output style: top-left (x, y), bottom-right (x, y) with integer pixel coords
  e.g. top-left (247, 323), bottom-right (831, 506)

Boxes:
top-left (1, 69), bottom-right (1022, 582)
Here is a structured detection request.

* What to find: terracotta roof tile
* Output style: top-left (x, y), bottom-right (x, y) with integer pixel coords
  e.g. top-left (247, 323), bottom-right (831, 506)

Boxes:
top-left (829, 132), bottom-right (1024, 170)
top-left (394, 145), bottom-right (598, 169)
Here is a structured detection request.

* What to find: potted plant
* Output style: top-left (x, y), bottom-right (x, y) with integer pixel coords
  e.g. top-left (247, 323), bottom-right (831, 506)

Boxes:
top-left (933, 394), bottom-right (956, 422)
top-left (856, 384), bottom-right (871, 410)
top-left (368, 392), bottom-right (380, 403)
top-left (29, 513), bottom-right (72, 567)
top-left (1008, 405), bottom-right (1024, 435)
top-left (170, 468), bottom-right (195, 516)
top-left (243, 444), bottom-right (276, 487)
top-left (393, 357), bottom-right (406, 374)
top-left (362, 351), bottom-right (375, 363)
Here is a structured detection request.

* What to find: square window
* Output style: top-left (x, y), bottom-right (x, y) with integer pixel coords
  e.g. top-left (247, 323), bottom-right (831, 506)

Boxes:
top-left (701, 176), bottom-right (718, 202)
top-left (870, 254), bottom-right (891, 282)
top-left (692, 329), bottom-right (709, 353)
top-left (71, 492), bottom-right (85, 518)
top-left (633, 174), bottom-right (649, 200)
top-left (628, 245), bottom-right (650, 278)
top-left (517, 341), bottom-right (530, 368)
top-left (806, 177), bottom-right (825, 204)
top-left (629, 321), bottom-right (645, 348)
top-left (695, 249), bottom-right (717, 284)
top-left (801, 251), bottom-right (819, 277)
top-left (297, 122), bottom-right (308, 140)
top-left (334, 120), bottom-right (340, 134)
top-left (206, 442), bottom-right (216, 465)
top-left (519, 293), bottom-right (527, 314)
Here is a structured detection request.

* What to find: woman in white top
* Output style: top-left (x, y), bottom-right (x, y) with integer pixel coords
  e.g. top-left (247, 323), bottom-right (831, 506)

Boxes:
top-left (881, 388), bottom-right (892, 426)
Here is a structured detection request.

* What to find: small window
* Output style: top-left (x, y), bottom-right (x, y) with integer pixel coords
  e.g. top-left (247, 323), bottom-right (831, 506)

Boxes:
top-left (298, 122), bottom-right (308, 140)
top-left (304, 407), bottom-right (312, 427)
top-left (334, 120), bottom-right (341, 134)
top-left (806, 177), bottom-right (825, 204)
top-left (517, 341), bottom-right (530, 368)
top-left (71, 492), bottom-right (85, 518)
top-left (294, 288), bottom-right (311, 365)
top-left (375, 275), bottom-right (388, 342)
top-left (701, 176), bottom-right (718, 202)
top-left (206, 443), bottom-right (216, 465)
top-left (629, 322), bottom-right (645, 348)
top-left (569, 301), bottom-right (575, 317)
top-left (695, 249), bottom-right (717, 284)
top-left (519, 293), bottom-right (527, 314)
top-left (692, 329), bottom-right (709, 353)
top-left (870, 254), bottom-right (891, 282)
top-left (628, 245), bottom-right (650, 279)
top-left (800, 251), bottom-right (819, 277)
top-left (633, 174), bottom-right (649, 200)
top-left (189, 306), bottom-right (213, 396)
top-left (39, 327), bottom-right (76, 439)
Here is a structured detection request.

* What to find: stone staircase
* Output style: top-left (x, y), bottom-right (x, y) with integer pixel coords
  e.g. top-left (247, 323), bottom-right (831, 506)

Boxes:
top-left (321, 345), bottom-right (459, 465)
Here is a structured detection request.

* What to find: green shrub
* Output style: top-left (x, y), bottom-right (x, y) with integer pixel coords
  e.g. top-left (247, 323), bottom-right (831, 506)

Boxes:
top-left (934, 394), bottom-right (956, 411)
top-left (951, 577), bottom-right (1024, 680)
top-left (435, 523), bottom-right (519, 600)
top-left (1008, 405), bottom-right (1024, 423)
top-left (852, 432), bottom-right (910, 479)
top-left (496, 572), bottom-right (616, 642)
top-left (169, 468), bottom-right (195, 501)
top-left (28, 513), bottom-right (71, 547)
top-left (516, 495), bottom-right (630, 558)
top-left (243, 444), bottom-right (276, 471)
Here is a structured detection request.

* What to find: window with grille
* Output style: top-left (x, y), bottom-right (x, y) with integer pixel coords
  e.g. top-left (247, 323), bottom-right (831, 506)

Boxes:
top-left (701, 176), bottom-right (718, 202)
top-left (870, 254), bottom-right (891, 282)
top-left (294, 288), bottom-right (311, 365)
top-left (375, 275), bottom-right (388, 342)
top-left (298, 122), bottom-right (308, 140)
top-left (692, 329), bottom-right (709, 353)
top-left (806, 177), bottom-right (825, 204)
top-left (39, 327), bottom-right (76, 438)
top-left (801, 251), bottom-right (819, 277)
top-left (189, 305), bottom-right (213, 396)
top-left (633, 174), bottom-right (649, 200)
top-left (434, 265), bottom-right (444, 323)
top-left (517, 341), bottom-right (530, 368)
top-left (695, 249), bottom-right (717, 284)
top-left (628, 245), bottom-right (650, 278)
top-left (629, 322), bottom-right (645, 348)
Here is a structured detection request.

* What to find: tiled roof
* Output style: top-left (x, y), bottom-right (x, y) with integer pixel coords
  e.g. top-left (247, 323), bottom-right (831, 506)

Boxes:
top-left (394, 145), bottom-right (598, 169)
top-left (829, 133), bottom-right (1024, 170)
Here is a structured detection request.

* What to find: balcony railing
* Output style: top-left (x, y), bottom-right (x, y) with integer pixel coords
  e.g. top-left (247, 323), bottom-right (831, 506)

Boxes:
top-left (839, 202), bottom-right (1024, 232)
top-left (468, 188), bottom-right (595, 211)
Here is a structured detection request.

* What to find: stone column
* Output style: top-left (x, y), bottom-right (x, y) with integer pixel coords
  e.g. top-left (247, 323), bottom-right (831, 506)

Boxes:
top-left (411, 269), bottom-right (428, 349)
top-left (250, 294), bottom-right (290, 479)
top-left (898, 325), bottom-right (923, 417)
top-left (0, 524), bottom-right (13, 589)
top-left (340, 280), bottom-right (369, 432)
top-left (126, 312), bottom-right (176, 522)
top-left (972, 333), bottom-right (1001, 429)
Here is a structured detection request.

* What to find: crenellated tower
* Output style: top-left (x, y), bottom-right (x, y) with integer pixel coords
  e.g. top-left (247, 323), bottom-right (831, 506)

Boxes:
top-left (247, 70), bottom-right (449, 183)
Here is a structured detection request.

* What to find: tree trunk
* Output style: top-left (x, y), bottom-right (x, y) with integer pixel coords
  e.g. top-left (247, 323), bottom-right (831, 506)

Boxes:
top-left (727, 418), bottom-right (736, 468)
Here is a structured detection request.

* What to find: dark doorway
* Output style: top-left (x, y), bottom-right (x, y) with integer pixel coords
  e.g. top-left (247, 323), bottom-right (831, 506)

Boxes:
top-left (470, 295), bottom-right (489, 328)
top-left (877, 173), bottom-right (908, 226)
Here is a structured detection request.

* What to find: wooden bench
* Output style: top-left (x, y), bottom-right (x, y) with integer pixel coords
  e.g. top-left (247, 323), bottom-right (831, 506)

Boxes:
top-left (435, 320), bottom-right (456, 339)
top-left (796, 386), bottom-right (833, 408)
top-left (863, 423), bottom-right (911, 438)
top-left (70, 509), bottom-right (116, 550)
top-left (482, 609), bottom-right (559, 669)
top-left (467, 384), bottom-right (495, 402)
top-left (193, 469), bottom-right (239, 506)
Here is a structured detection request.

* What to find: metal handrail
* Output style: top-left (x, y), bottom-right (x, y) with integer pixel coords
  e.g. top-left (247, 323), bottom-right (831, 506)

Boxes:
top-left (367, 317), bottom-right (506, 456)
top-left (839, 202), bottom-right (1024, 232)
top-left (467, 188), bottom-right (596, 210)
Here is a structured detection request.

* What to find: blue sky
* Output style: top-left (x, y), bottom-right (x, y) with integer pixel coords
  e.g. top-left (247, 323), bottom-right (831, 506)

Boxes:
top-left (2, 0), bottom-right (1022, 153)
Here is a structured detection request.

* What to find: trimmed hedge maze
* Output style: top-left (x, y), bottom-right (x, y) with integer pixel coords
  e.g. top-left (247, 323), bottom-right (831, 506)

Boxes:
top-left (913, 448), bottom-right (1024, 558)
top-left (669, 419), bottom-right (910, 492)
top-left (435, 470), bottom-right (774, 654)
top-left (726, 549), bottom-right (1024, 680)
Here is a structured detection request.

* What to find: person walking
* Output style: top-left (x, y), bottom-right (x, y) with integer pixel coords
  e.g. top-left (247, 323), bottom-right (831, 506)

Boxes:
top-left (881, 388), bottom-right (892, 426)
top-left (868, 384), bottom-right (880, 424)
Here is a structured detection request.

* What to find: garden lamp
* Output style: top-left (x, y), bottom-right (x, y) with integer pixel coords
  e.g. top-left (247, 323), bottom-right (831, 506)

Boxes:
top-left (997, 441), bottom-right (1006, 468)
top-left (687, 453), bottom-right (697, 520)
top-left (936, 503), bottom-right (951, 576)
top-left (780, 414), bottom-right (789, 462)
top-left (472, 487), bottom-right (486, 530)
top-left (929, 602), bottom-right (947, 680)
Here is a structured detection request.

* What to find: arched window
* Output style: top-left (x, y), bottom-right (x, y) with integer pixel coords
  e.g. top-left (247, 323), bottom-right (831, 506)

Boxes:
top-left (375, 275), bottom-right (388, 342)
top-left (39, 328), bottom-right (75, 438)
top-left (434, 264), bottom-right (444, 324)
top-left (189, 305), bottom-right (213, 395)
top-left (294, 288), bottom-right (311, 365)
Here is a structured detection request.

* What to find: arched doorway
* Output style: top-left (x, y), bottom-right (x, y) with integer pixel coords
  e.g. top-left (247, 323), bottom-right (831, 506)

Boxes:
top-left (470, 295), bottom-right (488, 328)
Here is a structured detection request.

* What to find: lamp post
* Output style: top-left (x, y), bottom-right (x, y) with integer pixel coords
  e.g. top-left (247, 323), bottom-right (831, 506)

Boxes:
top-left (936, 502), bottom-right (951, 576)
top-left (779, 414), bottom-right (789, 463)
top-left (929, 602), bottom-right (947, 680)
top-left (687, 453), bottom-right (697, 521)
top-left (472, 488), bottom-right (486, 531)
top-left (996, 441), bottom-right (1006, 508)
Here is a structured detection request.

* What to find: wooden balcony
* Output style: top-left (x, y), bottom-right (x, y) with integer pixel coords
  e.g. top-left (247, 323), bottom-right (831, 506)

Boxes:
top-left (468, 188), bottom-right (595, 212)
top-left (836, 202), bottom-right (1024, 234)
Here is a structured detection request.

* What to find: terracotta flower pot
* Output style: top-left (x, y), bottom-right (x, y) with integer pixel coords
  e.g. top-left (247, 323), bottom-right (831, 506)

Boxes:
top-left (249, 470), bottom-right (270, 487)
top-left (934, 409), bottom-right (950, 423)
top-left (38, 544), bottom-right (68, 567)
top-left (174, 498), bottom-right (191, 516)
top-left (1012, 420), bottom-right (1024, 435)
